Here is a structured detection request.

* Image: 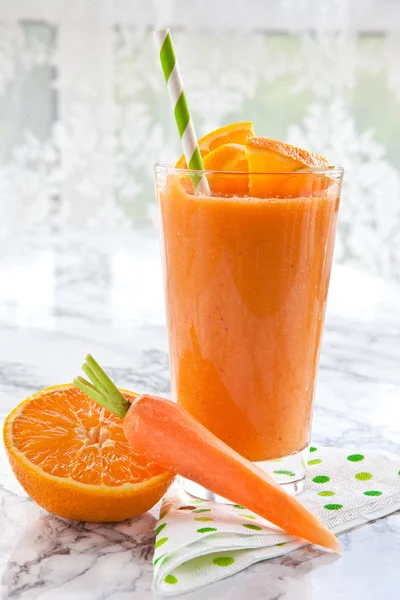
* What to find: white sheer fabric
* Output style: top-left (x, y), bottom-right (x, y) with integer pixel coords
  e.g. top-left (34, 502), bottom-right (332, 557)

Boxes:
top-left (0, 0), bottom-right (399, 279)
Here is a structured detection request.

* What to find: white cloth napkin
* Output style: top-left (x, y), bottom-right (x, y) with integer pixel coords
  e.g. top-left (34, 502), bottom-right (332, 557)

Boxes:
top-left (152, 446), bottom-right (400, 595)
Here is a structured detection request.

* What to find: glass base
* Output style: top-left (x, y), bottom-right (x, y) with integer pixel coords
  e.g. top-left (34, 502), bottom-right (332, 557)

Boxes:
top-left (180, 446), bottom-right (309, 502)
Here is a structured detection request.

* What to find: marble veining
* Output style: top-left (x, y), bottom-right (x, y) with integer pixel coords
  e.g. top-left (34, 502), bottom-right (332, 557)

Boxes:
top-left (0, 233), bottom-right (399, 599)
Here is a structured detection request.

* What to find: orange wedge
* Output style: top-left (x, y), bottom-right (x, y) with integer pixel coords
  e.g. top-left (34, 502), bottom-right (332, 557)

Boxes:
top-left (245, 137), bottom-right (331, 198)
top-left (203, 143), bottom-right (248, 195)
top-left (203, 143), bottom-right (247, 172)
top-left (175, 122), bottom-right (254, 168)
top-left (3, 385), bottom-right (174, 522)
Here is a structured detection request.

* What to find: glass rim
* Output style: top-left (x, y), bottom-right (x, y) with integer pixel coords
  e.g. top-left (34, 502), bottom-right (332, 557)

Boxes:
top-left (154, 161), bottom-right (344, 177)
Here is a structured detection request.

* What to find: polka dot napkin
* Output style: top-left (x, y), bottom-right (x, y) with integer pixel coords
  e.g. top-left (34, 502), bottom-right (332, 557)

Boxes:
top-left (152, 446), bottom-right (400, 595)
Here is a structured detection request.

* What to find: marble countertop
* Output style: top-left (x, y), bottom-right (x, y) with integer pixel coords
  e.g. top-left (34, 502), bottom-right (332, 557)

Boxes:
top-left (0, 233), bottom-right (399, 600)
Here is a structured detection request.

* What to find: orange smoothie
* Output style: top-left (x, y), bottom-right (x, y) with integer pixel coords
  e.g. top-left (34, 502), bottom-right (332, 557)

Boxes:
top-left (158, 174), bottom-right (340, 462)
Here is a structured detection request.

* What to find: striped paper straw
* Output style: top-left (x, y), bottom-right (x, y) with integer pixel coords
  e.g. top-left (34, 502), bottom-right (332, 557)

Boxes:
top-left (155, 29), bottom-right (210, 194)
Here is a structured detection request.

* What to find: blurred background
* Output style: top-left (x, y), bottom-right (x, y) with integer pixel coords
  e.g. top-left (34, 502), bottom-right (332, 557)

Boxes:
top-left (0, 0), bottom-right (399, 280)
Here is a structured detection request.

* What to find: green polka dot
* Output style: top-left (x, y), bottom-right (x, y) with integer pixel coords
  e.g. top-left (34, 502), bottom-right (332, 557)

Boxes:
top-left (309, 446), bottom-right (317, 452)
top-left (194, 517), bottom-right (214, 522)
top-left (398, 471), bottom-right (400, 476)
top-left (324, 504), bottom-right (343, 511)
top-left (213, 556), bottom-right (235, 567)
top-left (155, 523), bottom-right (166, 536)
top-left (355, 472), bottom-right (373, 481)
top-left (159, 510), bottom-right (167, 519)
top-left (308, 459), bottom-right (322, 465)
top-left (273, 470), bottom-right (296, 477)
top-left (155, 537), bottom-right (168, 549)
top-left (347, 454), bottom-right (365, 462)
top-left (242, 524), bottom-right (262, 531)
top-left (239, 513), bottom-right (256, 520)
top-left (191, 500), bottom-right (205, 504)
top-left (364, 490), bottom-right (382, 496)
top-left (276, 542), bottom-right (286, 546)
top-left (192, 509), bottom-right (211, 513)
top-left (312, 475), bottom-right (330, 484)
top-left (153, 553), bottom-right (167, 566)
top-left (164, 574), bottom-right (178, 584)
top-left (317, 491), bottom-right (335, 496)
top-left (197, 527), bottom-right (217, 533)
top-left (233, 504), bottom-right (245, 509)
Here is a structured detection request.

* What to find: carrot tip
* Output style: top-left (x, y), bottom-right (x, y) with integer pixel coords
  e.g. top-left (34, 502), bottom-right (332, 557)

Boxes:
top-left (322, 534), bottom-right (340, 554)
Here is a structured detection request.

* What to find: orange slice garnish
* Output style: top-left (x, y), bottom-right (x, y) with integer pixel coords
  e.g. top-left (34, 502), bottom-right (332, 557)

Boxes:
top-left (175, 122), bottom-right (254, 169)
top-left (245, 137), bottom-right (331, 198)
top-left (3, 385), bottom-right (173, 522)
top-left (203, 143), bottom-right (248, 195)
top-left (203, 143), bottom-right (247, 171)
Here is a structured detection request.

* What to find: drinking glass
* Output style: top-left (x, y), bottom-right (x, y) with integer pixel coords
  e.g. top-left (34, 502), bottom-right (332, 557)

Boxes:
top-left (155, 164), bottom-right (343, 499)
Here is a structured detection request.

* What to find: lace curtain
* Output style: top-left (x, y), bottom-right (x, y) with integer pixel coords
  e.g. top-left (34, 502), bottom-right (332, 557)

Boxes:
top-left (0, 0), bottom-right (399, 280)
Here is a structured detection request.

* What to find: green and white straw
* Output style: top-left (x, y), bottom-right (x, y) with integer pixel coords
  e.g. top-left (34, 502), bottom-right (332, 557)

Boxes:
top-left (155, 28), bottom-right (210, 194)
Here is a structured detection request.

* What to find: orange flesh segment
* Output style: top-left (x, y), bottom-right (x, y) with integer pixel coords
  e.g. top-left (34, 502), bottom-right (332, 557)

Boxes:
top-left (175, 122), bottom-right (254, 168)
top-left (203, 143), bottom-right (247, 171)
top-left (203, 143), bottom-right (248, 195)
top-left (11, 387), bottom-right (166, 486)
top-left (124, 394), bottom-right (340, 552)
top-left (245, 137), bottom-right (331, 198)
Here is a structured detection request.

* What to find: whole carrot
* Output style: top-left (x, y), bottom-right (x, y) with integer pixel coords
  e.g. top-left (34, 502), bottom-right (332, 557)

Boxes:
top-left (75, 355), bottom-right (339, 553)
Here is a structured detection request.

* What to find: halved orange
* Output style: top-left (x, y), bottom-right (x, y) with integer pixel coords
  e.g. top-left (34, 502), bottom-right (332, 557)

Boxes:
top-left (203, 143), bottom-right (248, 195)
top-left (3, 385), bottom-right (174, 522)
top-left (245, 137), bottom-right (331, 198)
top-left (175, 122), bottom-right (254, 169)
